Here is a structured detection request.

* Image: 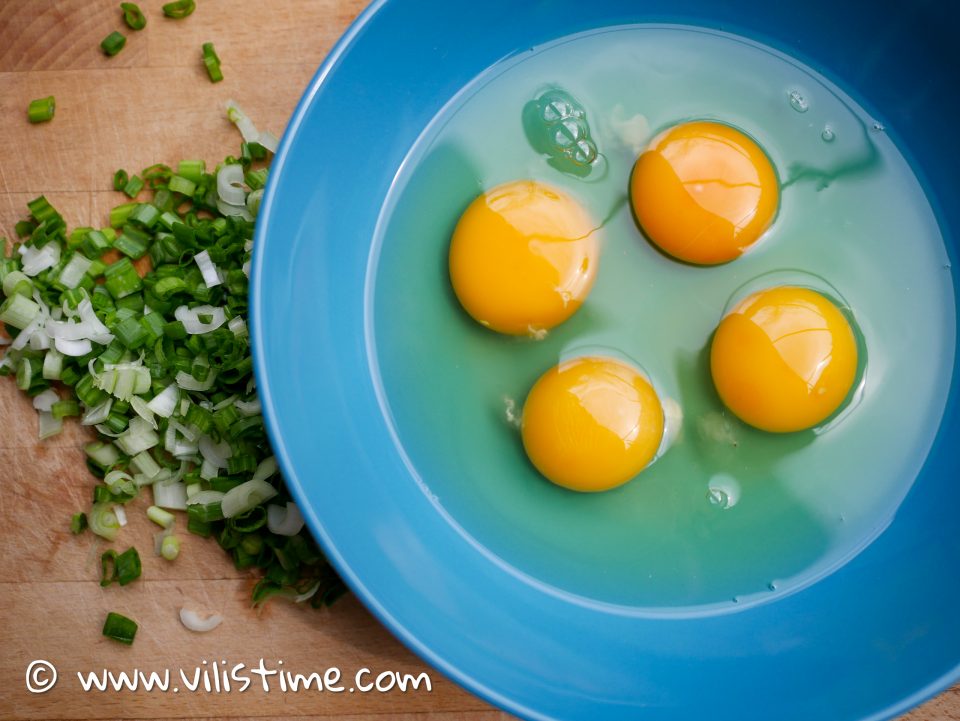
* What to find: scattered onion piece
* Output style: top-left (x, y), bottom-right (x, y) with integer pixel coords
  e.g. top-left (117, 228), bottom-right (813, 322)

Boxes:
top-left (179, 607), bottom-right (223, 633)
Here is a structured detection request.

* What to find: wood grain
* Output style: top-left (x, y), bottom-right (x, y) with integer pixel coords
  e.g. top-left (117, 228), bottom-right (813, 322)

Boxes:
top-left (0, 2), bottom-right (952, 720)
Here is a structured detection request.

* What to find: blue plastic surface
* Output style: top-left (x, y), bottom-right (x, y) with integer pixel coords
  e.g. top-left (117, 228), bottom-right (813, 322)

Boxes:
top-left (250, 1), bottom-right (960, 719)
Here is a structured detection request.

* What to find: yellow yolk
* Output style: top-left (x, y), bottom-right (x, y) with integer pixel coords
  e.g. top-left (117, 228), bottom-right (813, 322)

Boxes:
top-left (710, 286), bottom-right (858, 433)
top-left (521, 357), bottom-right (665, 492)
top-left (630, 121), bottom-right (779, 265)
top-left (449, 180), bottom-right (599, 335)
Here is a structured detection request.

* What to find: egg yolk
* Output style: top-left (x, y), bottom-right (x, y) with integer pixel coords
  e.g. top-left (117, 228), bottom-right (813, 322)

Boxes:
top-left (710, 286), bottom-right (858, 433)
top-left (449, 180), bottom-right (599, 335)
top-left (630, 121), bottom-right (779, 265)
top-left (521, 357), bottom-right (665, 492)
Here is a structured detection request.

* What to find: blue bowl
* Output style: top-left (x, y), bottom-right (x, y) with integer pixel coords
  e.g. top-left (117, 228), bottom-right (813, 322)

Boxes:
top-left (251, 1), bottom-right (960, 719)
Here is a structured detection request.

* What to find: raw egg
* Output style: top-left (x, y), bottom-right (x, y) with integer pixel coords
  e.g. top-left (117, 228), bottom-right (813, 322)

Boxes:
top-left (710, 286), bottom-right (858, 432)
top-left (521, 356), bottom-right (665, 492)
top-left (449, 180), bottom-right (599, 335)
top-left (630, 121), bottom-right (779, 265)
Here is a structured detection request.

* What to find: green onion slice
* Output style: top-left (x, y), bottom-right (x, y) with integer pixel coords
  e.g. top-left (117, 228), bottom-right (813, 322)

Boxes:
top-left (162, 0), bottom-right (195, 18)
top-left (101, 31), bottom-right (127, 57)
top-left (102, 611), bottom-right (138, 644)
top-left (120, 2), bottom-right (147, 30)
top-left (27, 96), bottom-right (56, 124)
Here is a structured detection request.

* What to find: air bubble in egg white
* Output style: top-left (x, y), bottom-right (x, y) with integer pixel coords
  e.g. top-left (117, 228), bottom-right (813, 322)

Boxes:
top-left (707, 473), bottom-right (741, 509)
top-left (788, 89), bottom-right (809, 112)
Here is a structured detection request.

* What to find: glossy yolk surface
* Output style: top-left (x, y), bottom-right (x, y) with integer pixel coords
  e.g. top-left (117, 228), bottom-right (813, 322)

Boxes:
top-left (710, 286), bottom-right (858, 433)
top-left (449, 180), bottom-right (599, 335)
top-left (630, 121), bottom-right (779, 265)
top-left (521, 356), bottom-right (665, 492)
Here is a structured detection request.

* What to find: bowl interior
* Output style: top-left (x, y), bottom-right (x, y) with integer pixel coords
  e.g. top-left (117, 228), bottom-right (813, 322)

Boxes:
top-left (251, 1), bottom-right (960, 720)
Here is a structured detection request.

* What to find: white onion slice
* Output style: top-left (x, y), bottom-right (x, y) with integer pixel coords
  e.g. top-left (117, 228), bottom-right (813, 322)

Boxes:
top-left (212, 394), bottom-right (238, 411)
top-left (55, 337), bottom-right (92, 356)
top-left (32, 389), bottom-right (59, 411)
top-left (147, 383), bottom-right (179, 418)
top-left (28, 331), bottom-right (50, 351)
top-left (153, 481), bottom-right (187, 510)
top-left (194, 250), bottom-right (223, 288)
top-left (216, 164), bottom-right (246, 206)
top-left (267, 502), bottom-right (304, 536)
top-left (19, 242), bottom-right (60, 276)
top-left (59, 253), bottom-right (93, 289)
top-left (234, 397), bottom-right (261, 416)
top-left (257, 130), bottom-right (279, 153)
top-left (114, 505), bottom-right (128, 527)
top-left (220, 479), bottom-right (277, 518)
top-left (199, 435), bottom-right (232, 469)
top-left (0, 336), bottom-right (9, 346)
top-left (251, 455), bottom-right (278, 483)
top-left (225, 100), bottom-right (259, 142)
top-left (186, 489), bottom-right (225, 506)
top-left (199, 458), bottom-right (219, 481)
top-left (115, 416), bottom-right (160, 455)
top-left (37, 410), bottom-right (62, 439)
top-left (78, 299), bottom-right (114, 344)
top-left (11, 293), bottom-right (49, 352)
top-left (227, 316), bottom-right (247, 336)
top-left (174, 305), bottom-right (227, 334)
top-left (175, 369), bottom-right (218, 392)
top-left (216, 198), bottom-right (254, 221)
top-left (130, 396), bottom-right (158, 429)
top-left (81, 398), bottom-right (113, 426)
top-left (179, 607), bottom-right (223, 633)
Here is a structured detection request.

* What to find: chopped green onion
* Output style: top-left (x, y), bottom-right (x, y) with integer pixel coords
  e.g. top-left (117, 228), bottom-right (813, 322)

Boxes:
top-left (14, 220), bottom-right (36, 238)
top-left (161, 534), bottom-right (181, 560)
top-left (113, 169), bottom-right (129, 192)
top-left (1, 106), bottom-right (346, 615)
top-left (51, 399), bottom-right (80, 419)
top-left (201, 42), bottom-right (222, 83)
top-left (162, 0), bottom-right (195, 18)
top-left (70, 512), bottom-right (88, 534)
top-left (142, 163), bottom-right (172, 189)
top-left (147, 505), bottom-right (175, 529)
top-left (0, 293), bottom-right (41, 329)
top-left (123, 174), bottom-right (145, 199)
top-left (85, 441), bottom-right (121, 470)
top-left (177, 160), bottom-right (205, 183)
top-left (120, 2), bottom-right (146, 30)
top-left (42, 349), bottom-right (63, 380)
top-left (109, 203), bottom-right (137, 228)
top-left (2, 270), bottom-right (32, 298)
top-left (27, 96), bottom-right (56, 124)
top-left (131, 450), bottom-right (161, 479)
top-left (89, 502), bottom-right (121, 541)
top-left (167, 174), bottom-right (196, 196)
top-left (103, 257), bottom-right (143, 299)
top-left (114, 231), bottom-right (149, 260)
top-left (102, 612), bottom-right (138, 644)
top-left (100, 547), bottom-right (141, 586)
top-left (101, 31), bottom-right (127, 57)
top-left (220, 479), bottom-right (277, 518)
top-left (82, 229), bottom-right (112, 257)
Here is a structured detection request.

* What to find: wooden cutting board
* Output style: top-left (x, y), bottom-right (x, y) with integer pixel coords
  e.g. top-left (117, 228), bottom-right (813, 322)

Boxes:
top-left (0, 2), bottom-right (954, 720)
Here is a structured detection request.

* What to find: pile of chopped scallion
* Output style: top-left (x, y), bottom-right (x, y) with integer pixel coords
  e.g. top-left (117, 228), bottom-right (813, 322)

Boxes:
top-left (0, 101), bottom-right (345, 612)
